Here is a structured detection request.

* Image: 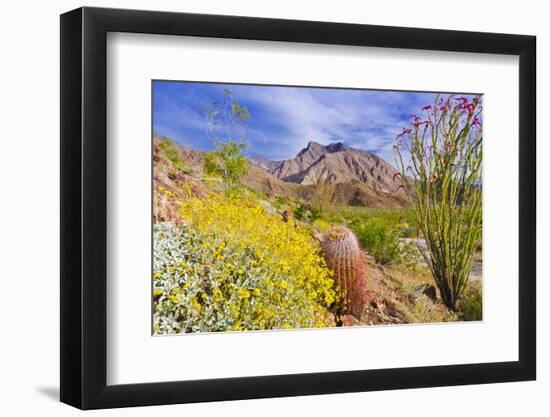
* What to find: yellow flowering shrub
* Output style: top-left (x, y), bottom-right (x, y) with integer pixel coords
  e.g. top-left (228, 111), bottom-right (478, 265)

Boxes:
top-left (153, 194), bottom-right (336, 334)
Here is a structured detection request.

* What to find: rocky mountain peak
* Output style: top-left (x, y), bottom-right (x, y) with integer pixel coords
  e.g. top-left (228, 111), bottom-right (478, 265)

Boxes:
top-left (259, 140), bottom-right (405, 196)
top-left (298, 141), bottom-right (347, 156)
top-left (297, 141), bottom-right (326, 157)
top-left (324, 142), bottom-right (347, 153)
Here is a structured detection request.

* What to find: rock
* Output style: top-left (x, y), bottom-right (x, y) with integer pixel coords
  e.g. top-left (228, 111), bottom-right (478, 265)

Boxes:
top-left (370, 297), bottom-right (385, 312)
top-left (365, 289), bottom-right (373, 301)
top-left (282, 209), bottom-right (294, 222)
top-left (421, 284), bottom-right (437, 301)
top-left (386, 302), bottom-right (401, 319)
top-left (341, 315), bottom-right (360, 326)
top-left (258, 200), bottom-right (276, 215)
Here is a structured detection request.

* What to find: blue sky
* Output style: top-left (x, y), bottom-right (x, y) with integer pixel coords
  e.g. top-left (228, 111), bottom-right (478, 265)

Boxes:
top-left (153, 81), bottom-right (478, 165)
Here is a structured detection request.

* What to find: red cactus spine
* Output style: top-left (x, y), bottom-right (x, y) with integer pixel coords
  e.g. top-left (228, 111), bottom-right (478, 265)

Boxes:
top-left (320, 226), bottom-right (367, 320)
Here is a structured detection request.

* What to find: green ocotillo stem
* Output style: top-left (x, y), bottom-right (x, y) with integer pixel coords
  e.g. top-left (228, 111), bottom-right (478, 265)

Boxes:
top-left (394, 95), bottom-right (483, 311)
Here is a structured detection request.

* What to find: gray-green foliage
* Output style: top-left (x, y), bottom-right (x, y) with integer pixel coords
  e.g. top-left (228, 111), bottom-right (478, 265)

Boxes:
top-left (153, 223), bottom-right (330, 334)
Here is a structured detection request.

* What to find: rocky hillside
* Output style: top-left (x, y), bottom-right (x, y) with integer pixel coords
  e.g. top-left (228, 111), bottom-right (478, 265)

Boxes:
top-left (153, 136), bottom-right (298, 221)
top-left (153, 137), bottom-right (210, 223)
top-left (154, 136), bottom-right (410, 212)
top-left (246, 156), bottom-right (283, 172)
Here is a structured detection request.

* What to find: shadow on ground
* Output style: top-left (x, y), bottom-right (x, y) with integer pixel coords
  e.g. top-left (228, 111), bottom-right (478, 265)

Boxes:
top-left (36, 386), bottom-right (59, 401)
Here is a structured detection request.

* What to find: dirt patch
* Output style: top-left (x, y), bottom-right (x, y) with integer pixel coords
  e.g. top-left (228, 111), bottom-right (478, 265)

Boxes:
top-left (353, 257), bottom-right (459, 326)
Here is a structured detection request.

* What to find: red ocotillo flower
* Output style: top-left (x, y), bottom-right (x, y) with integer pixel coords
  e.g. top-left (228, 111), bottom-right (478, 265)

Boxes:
top-left (396, 128), bottom-right (412, 139)
top-left (422, 104), bottom-right (432, 111)
top-left (456, 96), bottom-right (469, 107)
top-left (472, 117), bottom-right (481, 128)
top-left (467, 103), bottom-right (476, 114)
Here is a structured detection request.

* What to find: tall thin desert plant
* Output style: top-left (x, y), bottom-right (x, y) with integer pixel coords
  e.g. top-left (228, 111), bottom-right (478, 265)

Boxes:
top-left (394, 95), bottom-right (483, 311)
top-left (203, 89), bottom-right (250, 189)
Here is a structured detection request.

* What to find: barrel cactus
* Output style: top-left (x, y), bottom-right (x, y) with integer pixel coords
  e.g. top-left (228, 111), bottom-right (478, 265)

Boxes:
top-left (320, 226), bottom-right (367, 321)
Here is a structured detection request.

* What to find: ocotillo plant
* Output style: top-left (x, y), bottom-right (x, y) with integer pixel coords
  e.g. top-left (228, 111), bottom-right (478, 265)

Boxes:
top-left (320, 226), bottom-right (367, 320)
top-left (394, 95), bottom-right (483, 311)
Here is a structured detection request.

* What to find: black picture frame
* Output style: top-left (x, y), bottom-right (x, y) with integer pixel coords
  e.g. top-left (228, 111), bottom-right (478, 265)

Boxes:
top-left (60, 6), bottom-right (536, 410)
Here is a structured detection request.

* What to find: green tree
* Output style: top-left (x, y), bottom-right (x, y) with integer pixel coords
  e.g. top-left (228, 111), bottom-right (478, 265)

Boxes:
top-left (202, 89), bottom-right (250, 188)
top-left (204, 140), bottom-right (248, 188)
top-left (394, 95), bottom-right (483, 311)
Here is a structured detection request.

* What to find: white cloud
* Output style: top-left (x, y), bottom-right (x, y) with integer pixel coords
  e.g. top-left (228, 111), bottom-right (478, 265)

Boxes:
top-left (239, 86), bottom-right (414, 163)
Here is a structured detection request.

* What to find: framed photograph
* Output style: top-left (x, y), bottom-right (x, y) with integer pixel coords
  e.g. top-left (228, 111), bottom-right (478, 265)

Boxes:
top-left (60, 6), bottom-right (536, 409)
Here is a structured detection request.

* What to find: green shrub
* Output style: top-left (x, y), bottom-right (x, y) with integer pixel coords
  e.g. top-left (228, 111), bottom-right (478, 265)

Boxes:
top-left (271, 195), bottom-right (290, 210)
top-left (401, 225), bottom-right (417, 239)
top-left (319, 206), bottom-right (416, 233)
top-left (204, 139), bottom-right (249, 189)
top-left (294, 202), bottom-right (321, 223)
top-left (157, 139), bottom-right (191, 172)
top-left (354, 218), bottom-right (403, 265)
top-left (459, 284), bottom-right (483, 321)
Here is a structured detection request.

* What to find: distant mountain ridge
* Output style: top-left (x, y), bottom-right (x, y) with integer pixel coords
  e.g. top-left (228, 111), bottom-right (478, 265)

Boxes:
top-left (153, 135), bottom-right (410, 213)
top-left (246, 156), bottom-right (283, 172)
top-left (250, 141), bottom-right (404, 195)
